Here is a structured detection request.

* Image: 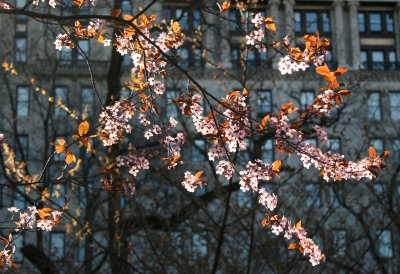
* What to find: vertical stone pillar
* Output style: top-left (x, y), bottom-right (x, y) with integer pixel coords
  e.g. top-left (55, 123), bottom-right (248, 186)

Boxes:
top-left (348, 0), bottom-right (360, 69)
top-left (283, 0), bottom-right (295, 44)
top-left (333, 0), bottom-right (347, 67)
top-left (395, 2), bottom-right (400, 64)
top-left (269, 0), bottom-right (280, 68)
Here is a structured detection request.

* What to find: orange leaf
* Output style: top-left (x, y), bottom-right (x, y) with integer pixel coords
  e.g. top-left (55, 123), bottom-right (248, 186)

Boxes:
top-left (272, 160), bottom-right (282, 171)
top-left (288, 243), bottom-right (298, 250)
top-left (123, 14), bottom-right (134, 21)
top-left (217, 0), bottom-right (230, 13)
top-left (65, 152), bottom-right (76, 165)
top-left (111, 8), bottom-right (121, 17)
top-left (295, 221), bottom-right (302, 230)
top-left (265, 17), bottom-right (276, 32)
top-left (194, 170), bottom-right (204, 180)
top-left (38, 208), bottom-right (53, 219)
top-left (369, 146), bottom-right (377, 158)
top-left (334, 67), bottom-right (348, 76)
top-left (56, 138), bottom-right (66, 146)
top-left (55, 145), bottom-right (66, 154)
top-left (315, 65), bottom-right (331, 77)
top-left (261, 218), bottom-right (270, 227)
top-left (78, 121), bottom-right (89, 136)
top-left (382, 150), bottom-right (390, 157)
top-left (338, 90), bottom-right (351, 96)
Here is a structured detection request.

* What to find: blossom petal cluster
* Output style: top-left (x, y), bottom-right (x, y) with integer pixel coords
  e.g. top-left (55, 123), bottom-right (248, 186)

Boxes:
top-left (116, 154), bottom-right (149, 176)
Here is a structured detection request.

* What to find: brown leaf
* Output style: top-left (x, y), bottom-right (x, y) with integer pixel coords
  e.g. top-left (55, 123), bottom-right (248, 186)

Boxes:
top-left (65, 152), bottom-right (77, 165)
top-left (272, 160), bottom-right (282, 171)
top-left (194, 170), bottom-right (204, 180)
top-left (369, 146), bottom-right (377, 158)
top-left (78, 121), bottom-right (89, 136)
top-left (265, 17), bottom-right (276, 32)
top-left (288, 243), bottom-right (298, 250)
top-left (123, 14), bottom-right (134, 21)
top-left (217, 0), bottom-right (230, 13)
top-left (111, 8), bottom-right (121, 17)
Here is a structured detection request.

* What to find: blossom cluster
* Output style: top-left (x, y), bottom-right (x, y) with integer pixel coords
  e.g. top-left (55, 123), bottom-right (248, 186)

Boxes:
top-left (33, 0), bottom-right (96, 8)
top-left (99, 101), bottom-right (134, 146)
top-left (54, 33), bottom-right (74, 51)
top-left (313, 125), bottom-right (328, 145)
top-left (181, 171), bottom-right (205, 192)
top-left (8, 206), bottom-right (63, 232)
top-left (269, 216), bottom-right (326, 266)
top-left (278, 55), bottom-right (309, 75)
top-left (116, 154), bottom-right (149, 176)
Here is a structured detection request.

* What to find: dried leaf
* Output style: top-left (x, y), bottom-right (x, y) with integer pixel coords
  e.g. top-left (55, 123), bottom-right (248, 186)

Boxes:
top-left (217, 0), bottom-right (230, 13)
top-left (65, 151), bottom-right (77, 165)
top-left (194, 170), bottom-right (204, 180)
top-left (272, 160), bottom-right (282, 171)
top-left (369, 146), bottom-right (377, 158)
top-left (288, 243), bottom-right (298, 250)
top-left (78, 121), bottom-right (89, 136)
top-left (111, 8), bottom-right (121, 17)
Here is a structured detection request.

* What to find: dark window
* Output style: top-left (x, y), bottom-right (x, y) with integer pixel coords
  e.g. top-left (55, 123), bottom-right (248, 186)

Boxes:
top-left (191, 139), bottom-right (206, 161)
top-left (229, 9), bottom-right (266, 32)
top-left (389, 92), bottom-right (400, 121)
top-left (77, 40), bottom-right (89, 61)
top-left (300, 91), bottom-right (314, 110)
top-left (54, 87), bottom-right (68, 117)
top-left (294, 10), bottom-right (330, 34)
top-left (393, 140), bottom-right (400, 161)
top-left (15, 38), bottom-right (27, 62)
top-left (121, 0), bottom-right (132, 15)
top-left (358, 11), bottom-right (394, 35)
top-left (371, 51), bottom-right (384, 70)
top-left (371, 139), bottom-right (384, 155)
top-left (261, 139), bottom-right (274, 162)
top-left (360, 49), bottom-right (397, 71)
top-left (60, 47), bottom-right (72, 64)
top-left (163, 7), bottom-right (200, 32)
top-left (50, 232), bottom-right (65, 259)
top-left (16, 0), bottom-right (28, 21)
top-left (13, 185), bottom-right (25, 209)
top-left (326, 138), bottom-right (341, 153)
top-left (377, 230), bottom-right (393, 258)
top-left (15, 135), bottom-right (29, 161)
top-left (54, 136), bottom-right (66, 162)
top-left (12, 234), bottom-right (24, 262)
top-left (16, 86), bottom-right (29, 116)
top-left (256, 90), bottom-right (272, 115)
top-left (367, 92), bottom-right (381, 121)
top-left (231, 45), bottom-right (270, 69)
top-left (165, 89), bottom-right (180, 117)
top-left (81, 87), bottom-right (94, 116)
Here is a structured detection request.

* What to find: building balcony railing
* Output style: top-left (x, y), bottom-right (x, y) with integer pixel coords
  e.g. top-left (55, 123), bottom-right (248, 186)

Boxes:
top-left (361, 61), bottom-right (400, 71)
top-left (37, 59), bottom-right (109, 75)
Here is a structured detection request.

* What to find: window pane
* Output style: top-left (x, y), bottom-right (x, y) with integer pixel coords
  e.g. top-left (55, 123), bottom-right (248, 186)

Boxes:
top-left (369, 13), bottom-right (382, 32)
top-left (166, 90), bottom-right (180, 117)
top-left (360, 51), bottom-right (368, 69)
top-left (371, 139), bottom-right (384, 155)
top-left (322, 12), bottom-right (330, 33)
top-left (176, 9), bottom-right (188, 31)
top-left (121, 0), bottom-right (131, 14)
top-left (15, 38), bottom-right (27, 62)
top-left (17, 86), bottom-right (29, 116)
top-left (54, 87), bottom-right (68, 117)
top-left (389, 93), bottom-right (400, 120)
top-left (294, 11), bottom-right (301, 32)
top-left (231, 48), bottom-right (240, 65)
top-left (301, 91), bottom-right (314, 110)
top-left (388, 51), bottom-right (396, 70)
top-left (50, 233), bottom-right (65, 258)
top-left (261, 139), bottom-right (273, 162)
top-left (16, 0), bottom-right (27, 20)
top-left (385, 13), bottom-right (393, 32)
top-left (371, 51), bottom-right (384, 70)
top-left (358, 13), bottom-right (365, 32)
top-left (327, 138), bottom-right (341, 153)
top-left (229, 11), bottom-right (238, 31)
top-left (177, 48), bottom-right (189, 67)
top-left (15, 135), bottom-right (29, 161)
top-left (12, 235), bottom-right (24, 262)
top-left (13, 185), bottom-right (25, 209)
top-left (60, 47), bottom-right (72, 64)
top-left (81, 88), bottom-right (94, 116)
top-left (191, 139), bottom-right (205, 161)
top-left (257, 90), bottom-right (272, 114)
top-left (305, 12), bottom-right (318, 33)
top-left (378, 230), bottom-right (393, 258)
top-left (367, 92), bottom-right (381, 121)
top-left (77, 40), bottom-right (89, 61)
top-left (393, 140), bottom-right (400, 161)
top-left (305, 184), bottom-right (320, 207)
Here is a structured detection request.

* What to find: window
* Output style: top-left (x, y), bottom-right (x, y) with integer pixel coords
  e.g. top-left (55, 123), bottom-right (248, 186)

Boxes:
top-left (13, 185), bottom-right (25, 209)
top-left (256, 90), bottom-right (272, 115)
top-left (359, 49), bottom-right (396, 71)
top-left (294, 10), bottom-right (330, 34)
top-left (121, 0), bottom-right (132, 15)
top-left (60, 47), bottom-right (72, 64)
top-left (333, 230), bottom-right (346, 257)
top-left (50, 232), bottom-right (65, 259)
top-left (76, 239), bottom-right (85, 263)
top-left (81, 87), bottom-right (94, 116)
top-left (191, 139), bottom-right (205, 161)
top-left (371, 139), bottom-right (384, 155)
top-left (12, 234), bottom-right (24, 262)
top-left (16, 0), bottom-right (27, 21)
top-left (367, 92), bottom-right (381, 121)
top-left (393, 140), bottom-right (400, 162)
top-left (165, 89), bottom-right (180, 117)
top-left (326, 138), bottom-right (341, 153)
top-left (16, 86), bottom-right (29, 116)
top-left (50, 184), bottom-right (66, 207)
top-left (54, 87), bottom-right (68, 117)
top-left (358, 11), bottom-right (394, 34)
top-left (229, 9), bottom-right (266, 32)
top-left (261, 139), bottom-right (273, 162)
top-left (300, 91), bottom-right (314, 110)
top-left (15, 38), bottom-right (27, 62)
top-left (377, 230), bottom-right (393, 258)
top-left (15, 135), bottom-right (29, 161)
top-left (237, 190), bottom-right (252, 208)
top-left (389, 92), bottom-right (400, 120)
top-left (192, 233), bottom-right (207, 258)
top-left (231, 46), bottom-right (269, 68)
top-left (77, 40), bottom-right (89, 61)
top-left (305, 184), bottom-right (320, 207)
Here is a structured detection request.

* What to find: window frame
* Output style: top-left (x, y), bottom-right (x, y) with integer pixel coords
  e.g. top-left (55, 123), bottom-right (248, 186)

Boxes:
top-left (16, 85), bottom-right (30, 117)
top-left (367, 92), bottom-right (382, 121)
top-left (293, 9), bottom-right (331, 35)
top-left (389, 92), bottom-right (400, 121)
top-left (54, 86), bottom-right (69, 117)
top-left (360, 48), bottom-right (397, 71)
top-left (358, 11), bottom-right (394, 36)
top-left (49, 232), bottom-right (66, 259)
